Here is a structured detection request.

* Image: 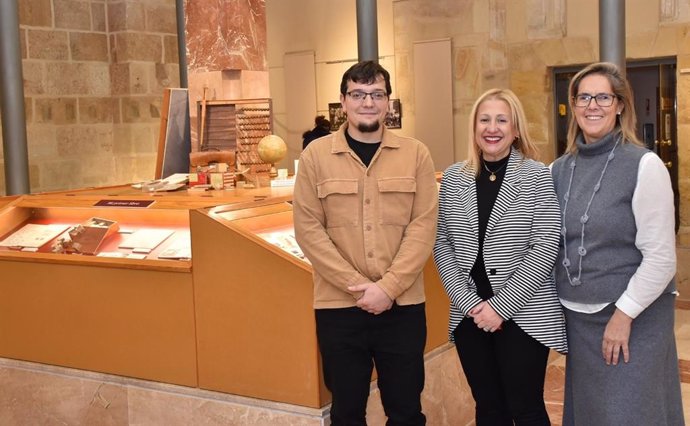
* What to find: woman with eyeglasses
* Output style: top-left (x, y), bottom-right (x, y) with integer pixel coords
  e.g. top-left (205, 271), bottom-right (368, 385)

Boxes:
top-left (551, 62), bottom-right (684, 425)
top-left (434, 88), bottom-right (567, 425)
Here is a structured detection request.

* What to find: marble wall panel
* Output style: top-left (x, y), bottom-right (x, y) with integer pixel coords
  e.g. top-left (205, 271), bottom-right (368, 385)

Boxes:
top-left (185, 0), bottom-right (268, 72)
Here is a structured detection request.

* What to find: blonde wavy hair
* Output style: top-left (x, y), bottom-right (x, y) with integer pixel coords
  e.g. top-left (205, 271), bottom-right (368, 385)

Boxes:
top-left (466, 88), bottom-right (539, 177)
top-left (566, 62), bottom-right (642, 153)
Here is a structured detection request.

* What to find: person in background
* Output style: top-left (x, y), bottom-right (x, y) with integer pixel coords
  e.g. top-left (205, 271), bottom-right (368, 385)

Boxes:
top-left (293, 60), bottom-right (437, 425)
top-left (302, 115), bottom-right (331, 149)
top-left (434, 88), bottom-right (567, 425)
top-left (550, 62), bottom-right (684, 425)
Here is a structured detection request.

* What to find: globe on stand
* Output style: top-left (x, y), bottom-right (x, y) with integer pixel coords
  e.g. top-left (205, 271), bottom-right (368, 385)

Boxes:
top-left (257, 135), bottom-right (288, 178)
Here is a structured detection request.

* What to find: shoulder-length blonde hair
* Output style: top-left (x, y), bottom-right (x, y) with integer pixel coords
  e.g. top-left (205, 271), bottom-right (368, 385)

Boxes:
top-left (466, 88), bottom-right (539, 176)
top-left (566, 62), bottom-right (642, 154)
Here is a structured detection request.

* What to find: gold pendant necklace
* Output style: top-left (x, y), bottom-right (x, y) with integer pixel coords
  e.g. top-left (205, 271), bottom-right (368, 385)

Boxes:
top-left (483, 160), bottom-right (507, 182)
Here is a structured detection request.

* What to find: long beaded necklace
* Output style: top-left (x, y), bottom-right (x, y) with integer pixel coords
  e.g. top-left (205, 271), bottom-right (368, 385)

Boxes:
top-left (560, 135), bottom-right (621, 286)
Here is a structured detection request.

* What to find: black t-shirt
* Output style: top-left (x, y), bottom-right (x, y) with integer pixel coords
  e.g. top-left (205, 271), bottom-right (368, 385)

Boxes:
top-left (345, 130), bottom-right (381, 167)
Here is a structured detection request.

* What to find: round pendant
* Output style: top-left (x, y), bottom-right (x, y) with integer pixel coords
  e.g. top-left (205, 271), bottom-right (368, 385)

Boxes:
top-left (489, 174), bottom-right (496, 182)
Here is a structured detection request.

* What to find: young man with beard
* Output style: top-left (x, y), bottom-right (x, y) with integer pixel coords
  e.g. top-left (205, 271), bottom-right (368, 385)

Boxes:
top-left (293, 61), bottom-right (438, 425)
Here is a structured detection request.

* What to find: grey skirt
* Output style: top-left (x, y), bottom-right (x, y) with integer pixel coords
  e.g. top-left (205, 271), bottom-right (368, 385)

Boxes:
top-left (562, 293), bottom-right (684, 426)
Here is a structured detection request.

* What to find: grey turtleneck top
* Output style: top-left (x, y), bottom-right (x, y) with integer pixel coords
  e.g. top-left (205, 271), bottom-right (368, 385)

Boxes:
top-left (551, 131), bottom-right (676, 317)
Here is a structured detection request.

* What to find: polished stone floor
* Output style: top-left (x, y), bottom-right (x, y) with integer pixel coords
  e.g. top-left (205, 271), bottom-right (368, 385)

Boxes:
top-left (2, 309), bottom-right (688, 425)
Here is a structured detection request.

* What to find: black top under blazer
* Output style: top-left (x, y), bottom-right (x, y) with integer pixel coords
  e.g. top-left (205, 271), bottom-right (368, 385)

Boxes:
top-left (433, 148), bottom-right (567, 353)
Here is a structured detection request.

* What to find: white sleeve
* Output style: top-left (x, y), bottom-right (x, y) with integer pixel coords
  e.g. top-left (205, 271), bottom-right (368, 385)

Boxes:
top-left (615, 152), bottom-right (676, 318)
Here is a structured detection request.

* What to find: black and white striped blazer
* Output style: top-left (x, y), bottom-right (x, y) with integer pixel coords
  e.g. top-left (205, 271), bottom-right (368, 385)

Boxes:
top-left (433, 148), bottom-right (567, 353)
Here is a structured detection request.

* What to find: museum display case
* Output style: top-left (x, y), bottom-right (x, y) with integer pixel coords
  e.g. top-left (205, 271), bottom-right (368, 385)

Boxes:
top-left (0, 185), bottom-right (296, 388)
top-left (0, 195), bottom-right (198, 387)
top-left (191, 201), bottom-right (450, 408)
top-left (0, 185), bottom-right (449, 409)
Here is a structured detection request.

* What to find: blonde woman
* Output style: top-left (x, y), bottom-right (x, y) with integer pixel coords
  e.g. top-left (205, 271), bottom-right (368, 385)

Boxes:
top-left (434, 88), bottom-right (567, 425)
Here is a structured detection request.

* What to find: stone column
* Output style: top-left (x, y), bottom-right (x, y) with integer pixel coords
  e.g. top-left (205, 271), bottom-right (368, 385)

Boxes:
top-left (0, 0), bottom-right (30, 194)
top-left (599, 0), bottom-right (626, 74)
top-left (357, 0), bottom-right (379, 62)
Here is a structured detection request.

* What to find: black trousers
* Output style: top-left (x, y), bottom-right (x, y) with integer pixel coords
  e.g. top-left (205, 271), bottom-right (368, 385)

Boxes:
top-left (453, 319), bottom-right (550, 426)
top-left (315, 303), bottom-right (427, 426)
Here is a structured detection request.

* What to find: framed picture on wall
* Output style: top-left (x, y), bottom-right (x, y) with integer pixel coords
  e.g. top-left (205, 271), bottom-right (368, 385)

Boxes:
top-left (385, 99), bottom-right (402, 129)
top-left (328, 103), bottom-right (347, 131)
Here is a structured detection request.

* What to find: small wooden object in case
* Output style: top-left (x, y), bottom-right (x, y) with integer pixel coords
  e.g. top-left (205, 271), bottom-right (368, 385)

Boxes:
top-left (68, 217), bottom-right (119, 255)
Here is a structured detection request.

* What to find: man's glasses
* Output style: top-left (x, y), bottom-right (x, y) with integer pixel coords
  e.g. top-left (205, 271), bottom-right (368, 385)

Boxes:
top-left (573, 93), bottom-right (617, 107)
top-left (346, 91), bottom-right (388, 102)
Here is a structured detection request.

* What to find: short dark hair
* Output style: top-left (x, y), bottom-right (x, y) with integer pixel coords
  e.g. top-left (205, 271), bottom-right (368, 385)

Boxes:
top-left (315, 115), bottom-right (330, 129)
top-left (340, 61), bottom-right (392, 96)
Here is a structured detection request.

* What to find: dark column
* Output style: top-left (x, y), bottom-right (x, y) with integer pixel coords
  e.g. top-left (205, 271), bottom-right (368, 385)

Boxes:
top-left (599, 0), bottom-right (626, 75)
top-left (356, 0), bottom-right (378, 62)
top-left (176, 0), bottom-right (188, 88)
top-left (0, 0), bottom-right (30, 194)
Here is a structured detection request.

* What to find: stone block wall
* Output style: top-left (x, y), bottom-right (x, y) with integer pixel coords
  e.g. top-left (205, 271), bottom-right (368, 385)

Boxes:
top-left (0, 0), bottom-right (179, 194)
top-left (393, 0), bottom-right (690, 230)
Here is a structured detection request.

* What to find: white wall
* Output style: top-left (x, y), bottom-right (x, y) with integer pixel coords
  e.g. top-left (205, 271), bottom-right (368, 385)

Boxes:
top-left (266, 0), bottom-right (397, 171)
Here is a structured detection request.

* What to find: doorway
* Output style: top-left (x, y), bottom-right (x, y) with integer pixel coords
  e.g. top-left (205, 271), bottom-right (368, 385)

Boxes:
top-left (552, 58), bottom-right (679, 231)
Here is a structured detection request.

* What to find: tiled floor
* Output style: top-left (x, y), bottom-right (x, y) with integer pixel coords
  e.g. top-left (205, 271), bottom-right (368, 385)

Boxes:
top-left (543, 307), bottom-right (690, 425)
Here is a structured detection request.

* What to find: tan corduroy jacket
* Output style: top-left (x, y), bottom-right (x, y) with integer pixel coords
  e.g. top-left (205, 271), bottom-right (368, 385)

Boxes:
top-left (293, 124), bottom-right (438, 309)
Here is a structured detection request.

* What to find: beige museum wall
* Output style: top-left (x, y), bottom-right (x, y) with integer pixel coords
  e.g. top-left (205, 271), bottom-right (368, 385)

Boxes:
top-left (266, 0), bottom-right (690, 224)
top-left (265, 0), bottom-right (400, 173)
top-left (266, 0), bottom-right (690, 231)
top-left (265, 0), bottom-right (690, 299)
